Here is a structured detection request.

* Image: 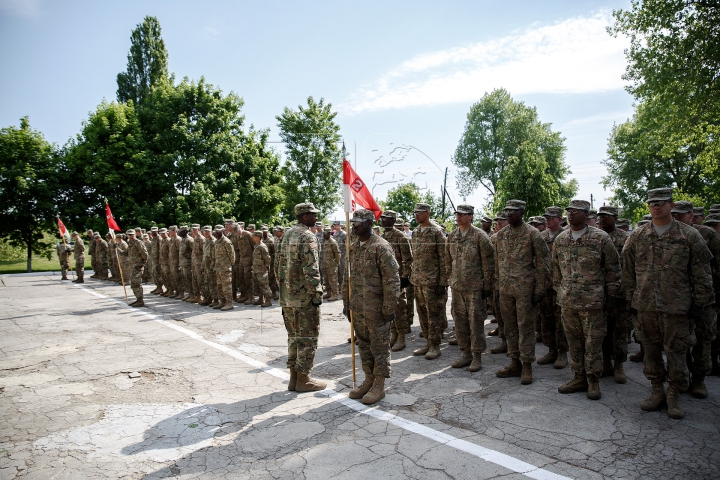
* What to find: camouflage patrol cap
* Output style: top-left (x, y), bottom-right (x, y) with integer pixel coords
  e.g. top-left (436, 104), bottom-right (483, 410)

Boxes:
top-left (223, 218), bottom-right (235, 223)
top-left (616, 218), bottom-right (630, 227)
top-left (142, 234), bottom-right (149, 239)
top-left (178, 225), bottom-right (188, 232)
top-left (201, 225), bottom-right (212, 232)
top-left (709, 204), bottom-right (720, 213)
top-left (587, 209), bottom-right (598, 219)
top-left (105, 232), bottom-right (112, 238)
top-left (333, 221), bottom-right (341, 226)
top-left (150, 226), bottom-right (158, 232)
top-left (214, 224), bottom-right (224, 230)
top-left (158, 228), bottom-right (168, 234)
top-left (642, 214), bottom-right (652, 220)
top-left (380, 210), bottom-right (398, 219)
top-left (598, 205), bottom-right (619, 216)
top-left (191, 224), bottom-right (200, 229)
top-left (168, 225), bottom-right (177, 231)
top-left (251, 230), bottom-right (262, 237)
top-left (261, 225), bottom-right (268, 231)
top-left (704, 213), bottom-right (720, 224)
top-left (92, 232), bottom-right (100, 238)
top-left (134, 227), bottom-right (142, 232)
top-left (480, 215), bottom-right (492, 223)
top-left (237, 221), bottom-right (245, 227)
top-left (543, 206), bottom-right (563, 218)
top-left (671, 201), bottom-right (693, 214)
top-left (126, 230), bottom-right (136, 235)
top-left (504, 199), bottom-right (526, 210)
top-left (323, 226), bottom-right (332, 233)
top-left (404, 222), bottom-right (410, 227)
top-left (646, 187), bottom-right (673, 203)
top-left (693, 207), bottom-right (705, 216)
top-left (566, 199), bottom-right (590, 212)
top-left (414, 203), bottom-right (431, 212)
top-left (493, 212), bottom-right (507, 221)
top-left (247, 224), bottom-right (256, 230)
top-left (295, 202), bottom-right (320, 215)
top-left (394, 221), bottom-right (403, 228)
top-left (529, 216), bottom-right (546, 225)
top-left (351, 209), bottom-right (375, 223)
top-left (455, 204), bottom-right (474, 215)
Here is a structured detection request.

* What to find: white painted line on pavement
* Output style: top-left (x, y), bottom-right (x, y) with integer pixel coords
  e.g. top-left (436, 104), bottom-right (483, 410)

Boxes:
top-left (73, 284), bottom-right (572, 480)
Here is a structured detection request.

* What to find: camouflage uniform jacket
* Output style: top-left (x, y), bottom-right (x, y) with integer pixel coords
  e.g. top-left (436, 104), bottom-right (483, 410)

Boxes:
top-left (540, 228), bottom-right (563, 268)
top-left (159, 238), bottom-right (170, 266)
top-left (179, 236), bottom-right (194, 267)
top-left (606, 228), bottom-right (630, 259)
top-left (73, 238), bottom-right (85, 259)
top-left (88, 239), bottom-right (96, 257)
top-left (192, 235), bottom-right (205, 266)
top-left (95, 239), bottom-right (108, 259)
top-left (214, 236), bottom-right (235, 270)
top-left (150, 236), bottom-right (161, 263)
top-left (274, 223), bottom-right (322, 308)
top-left (57, 242), bottom-right (71, 261)
top-left (252, 242), bottom-right (272, 274)
top-left (622, 220), bottom-right (714, 314)
top-left (125, 238), bottom-right (148, 268)
top-left (203, 237), bottom-right (216, 273)
top-left (410, 223), bottom-right (449, 287)
top-left (693, 224), bottom-right (720, 281)
top-left (552, 226), bottom-right (621, 309)
top-left (333, 229), bottom-right (347, 257)
top-left (321, 237), bottom-right (341, 269)
top-left (115, 240), bottom-right (129, 262)
top-left (168, 236), bottom-right (180, 268)
top-left (446, 225), bottom-right (494, 291)
top-left (342, 233), bottom-right (400, 315)
top-left (381, 228), bottom-right (413, 279)
top-left (236, 231), bottom-right (255, 264)
top-left (493, 222), bottom-right (549, 295)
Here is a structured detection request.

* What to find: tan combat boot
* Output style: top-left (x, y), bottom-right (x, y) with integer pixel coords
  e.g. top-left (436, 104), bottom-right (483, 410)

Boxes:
top-left (131, 300), bottom-right (145, 308)
top-left (236, 294), bottom-right (248, 303)
top-left (413, 343), bottom-right (430, 356)
top-left (327, 294), bottom-right (338, 301)
top-left (690, 374), bottom-right (708, 399)
top-left (288, 369), bottom-right (297, 391)
top-left (198, 297), bottom-right (211, 306)
top-left (272, 291), bottom-right (279, 300)
top-left (666, 384), bottom-right (684, 419)
top-left (213, 301), bottom-right (225, 310)
top-left (520, 362), bottom-right (533, 385)
top-left (640, 382), bottom-right (665, 411)
top-left (554, 350), bottom-right (568, 369)
top-left (261, 296), bottom-right (272, 307)
top-left (221, 302), bottom-right (234, 311)
top-left (184, 294), bottom-right (197, 303)
top-left (614, 362), bottom-right (627, 384)
top-left (244, 297), bottom-right (256, 305)
top-left (629, 344), bottom-right (644, 362)
top-left (490, 338), bottom-right (507, 354)
top-left (390, 331), bottom-right (398, 347)
top-left (496, 358), bottom-right (522, 378)
top-left (468, 355), bottom-right (482, 372)
top-left (537, 347), bottom-right (557, 365)
top-left (295, 372), bottom-right (327, 392)
top-left (362, 376), bottom-right (386, 405)
top-left (425, 345), bottom-right (441, 360)
top-left (392, 334), bottom-right (406, 352)
top-left (587, 375), bottom-right (601, 400)
top-left (452, 352), bottom-right (473, 368)
top-left (253, 295), bottom-right (264, 305)
top-left (323, 291), bottom-right (331, 299)
top-left (558, 372), bottom-right (588, 394)
top-left (349, 375), bottom-right (374, 399)
top-left (208, 299), bottom-right (218, 308)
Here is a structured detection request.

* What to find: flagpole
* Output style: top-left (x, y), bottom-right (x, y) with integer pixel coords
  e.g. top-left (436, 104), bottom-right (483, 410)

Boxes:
top-left (110, 229), bottom-right (129, 304)
top-left (58, 216), bottom-right (74, 281)
top-left (346, 211), bottom-right (357, 388)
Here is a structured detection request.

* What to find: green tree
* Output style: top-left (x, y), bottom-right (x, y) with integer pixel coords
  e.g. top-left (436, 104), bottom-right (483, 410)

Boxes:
top-left (452, 89), bottom-right (577, 216)
top-left (382, 182), bottom-right (442, 227)
top-left (276, 96), bottom-right (342, 218)
top-left (0, 117), bottom-right (59, 271)
top-left (117, 15), bottom-right (170, 105)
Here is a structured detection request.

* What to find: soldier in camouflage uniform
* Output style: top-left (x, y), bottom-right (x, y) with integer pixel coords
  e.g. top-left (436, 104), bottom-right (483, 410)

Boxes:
top-left (71, 231), bottom-right (85, 283)
top-left (586, 209), bottom-right (598, 227)
top-left (597, 205), bottom-right (631, 384)
top-left (380, 210), bottom-right (413, 352)
top-left (553, 200), bottom-right (621, 400)
top-left (616, 218), bottom-right (630, 232)
top-left (159, 229), bottom-right (173, 296)
top-left (106, 233), bottom-right (118, 281)
top-left (92, 233), bottom-right (107, 279)
top-left (333, 221), bottom-right (347, 286)
top-left (166, 226), bottom-right (181, 298)
top-left (343, 209), bottom-right (400, 405)
top-left (480, 215), bottom-right (492, 236)
top-left (670, 201), bottom-right (720, 399)
top-left (494, 200), bottom-right (550, 385)
top-left (142, 233), bottom-right (152, 283)
top-left (200, 226), bottom-right (218, 306)
top-left (117, 230), bottom-right (148, 307)
top-left (187, 225), bottom-right (204, 303)
top-left (251, 231), bottom-right (273, 307)
top-left (262, 227), bottom-right (279, 300)
top-left (149, 228), bottom-right (163, 294)
top-left (411, 203), bottom-right (449, 360)
top-left (213, 226), bottom-right (235, 311)
top-left (623, 188), bottom-right (714, 419)
top-left (706, 213), bottom-right (720, 375)
top-left (274, 202), bottom-right (326, 393)
top-left (446, 204), bottom-right (494, 372)
top-left (87, 230), bottom-right (97, 278)
top-left (115, 234), bottom-right (130, 286)
top-left (488, 212), bottom-right (508, 350)
top-left (321, 227), bottom-right (341, 301)
top-left (234, 223), bottom-right (256, 304)
top-left (178, 226), bottom-right (194, 300)
top-left (56, 239), bottom-right (72, 280)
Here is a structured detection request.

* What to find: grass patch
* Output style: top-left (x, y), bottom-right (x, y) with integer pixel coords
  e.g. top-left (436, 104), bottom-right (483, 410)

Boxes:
top-left (0, 252), bottom-right (92, 274)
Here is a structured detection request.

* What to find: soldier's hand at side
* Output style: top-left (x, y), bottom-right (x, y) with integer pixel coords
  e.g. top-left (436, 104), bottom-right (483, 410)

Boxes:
top-left (530, 294), bottom-right (544, 306)
top-left (311, 297), bottom-right (322, 307)
top-left (482, 290), bottom-right (492, 300)
top-left (400, 278), bottom-right (410, 289)
top-left (382, 312), bottom-right (395, 322)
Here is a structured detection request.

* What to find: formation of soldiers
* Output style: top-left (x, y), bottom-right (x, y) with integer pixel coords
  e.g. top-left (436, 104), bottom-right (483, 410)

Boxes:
top-left (61, 191), bottom-right (720, 415)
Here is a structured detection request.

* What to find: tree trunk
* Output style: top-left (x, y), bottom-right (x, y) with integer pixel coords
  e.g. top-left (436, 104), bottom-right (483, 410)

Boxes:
top-left (26, 241), bottom-right (32, 273)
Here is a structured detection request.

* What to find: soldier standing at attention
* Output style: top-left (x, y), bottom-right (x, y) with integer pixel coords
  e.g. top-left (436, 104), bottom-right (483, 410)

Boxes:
top-left (200, 226), bottom-right (218, 307)
top-left (166, 226), bottom-right (181, 298)
top-left (480, 215), bottom-right (493, 236)
top-left (623, 188), bottom-right (714, 419)
top-left (159, 229), bottom-right (173, 296)
top-left (71, 231), bottom-right (85, 283)
top-left (56, 238), bottom-right (72, 280)
top-left (149, 227), bottom-right (163, 294)
top-left (597, 205), bottom-right (631, 384)
top-left (224, 219), bottom-right (239, 300)
top-left (616, 219), bottom-right (631, 232)
top-left (115, 234), bottom-right (130, 285)
top-left (93, 233), bottom-right (108, 280)
top-left (274, 202), bottom-right (326, 392)
top-left (488, 213), bottom-right (508, 349)
top-left (553, 200), bottom-right (621, 400)
top-left (692, 207), bottom-right (705, 225)
top-left (106, 233), bottom-right (117, 280)
top-left (706, 213), bottom-right (720, 375)
top-left (380, 210), bottom-right (413, 352)
top-left (343, 209), bottom-right (400, 404)
top-left (117, 230), bottom-right (148, 307)
top-left (213, 226), bottom-right (235, 311)
top-left (177, 226), bottom-right (194, 300)
top-left (670, 201), bottom-right (720, 399)
top-left (235, 222), bottom-right (256, 305)
top-left (333, 221), bottom-right (347, 286)
top-left (251, 231), bottom-right (273, 307)
top-left (87, 230), bottom-right (97, 278)
top-left (494, 200), bottom-right (550, 385)
top-left (262, 226), bottom-right (279, 300)
top-left (321, 227), bottom-right (341, 301)
top-left (446, 204), bottom-right (494, 372)
top-left (187, 225), bottom-right (204, 303)
top-left (411, 203), bottom-right (449, 360)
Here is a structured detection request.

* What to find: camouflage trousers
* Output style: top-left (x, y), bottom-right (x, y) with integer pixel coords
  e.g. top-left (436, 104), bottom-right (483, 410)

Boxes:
top-left (120, 260), bottom-right (130, 284)
top-left (391, 288), bottom-right (410, 335)
top-left (161, 264), bottom-right (174, 292)
top-left (493, 289), bottom-right (505, 339)
top-left (216, 267), bottom-right (232, 303)
top-left (283, 305), bottom-right (321, 375)
top-left (75, 255), bottom-right (84, 279)
top-left (338, 256), bottom-right (346, 287)
top-left (415, 285), bottom-right (445, 347)
top-left (253, 271), bottom-right (272, 298)
top-left (204, 270), bottom-right (217, 300)
top-left (603, 299), bottom-right (630, 363)
top-left (561, 307), bottom-right (605, 377)
top-left (354, 309), bottom-right (392, 378)
top-left (322, 265), bottom-right (339, 297)
top-left (142, 258), bottom-right (152, 283)
top-left (192, 263), bottom-right (203, 297)
top-left (153, 262), bottom-right (163, 288)
top-left (269, 258), bottom-right (278, 294)
top-left (451, 288), bottom-right (487, 355)
top-left (178, 264), bottom-right (190, 294)
top-left (130, 266), bottom-right (144, 300)
top-left (638, 311), bottom-right (695, 389)
top-left (689, 307), bottom-right (717, 375)
top-left (96, 255), bottom-right (108, 279)
top-left (59, 259), bottom-right (69, 278)
top-left (540, 289), bottom-right (567, 352)
top-left (406, 284), bottom-right (415, 324)
top-left (235, 260), bottom-right (252, 297)
top-left (499, 291), bottom-right (536, 362)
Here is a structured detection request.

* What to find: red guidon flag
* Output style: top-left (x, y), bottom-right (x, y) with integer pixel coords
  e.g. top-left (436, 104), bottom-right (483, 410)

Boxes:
top-left (57, 216), bottom-right (70, 241)
top-left (343, 159), bottom-right (382, 220)
top-left (105, 201), bottom-right (121, 232)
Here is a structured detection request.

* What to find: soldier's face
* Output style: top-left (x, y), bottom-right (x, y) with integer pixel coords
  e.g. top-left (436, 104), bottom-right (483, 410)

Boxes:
top-left (414, 211), bottom-right (429, 224)
top-left (252, 236), bottom-right (261, 245)
top-left (671, 211), bottom-right (693, 225)
top-left (566, 208), bottom-right (587, 227)
top-left (381, 216), bottom-right (394, 228)
top-left (352, 220), bottom-right (371, 237)
top-left (586, 217), bottom-right (597, 227)
top-left (692, 215), bottom-right (704, 225)
top-left (504, 208), bottom-right (523, 226)
top-left (160, 233), bottom-right (167, 239)
top-left (455, 213), bottom-right (471, 228)
top-left (649, 201), bottom-right (672, 220)
top-left (202, 231), bottom-right (211, 239)
top-left (597, 214), bottom-right (616, 230)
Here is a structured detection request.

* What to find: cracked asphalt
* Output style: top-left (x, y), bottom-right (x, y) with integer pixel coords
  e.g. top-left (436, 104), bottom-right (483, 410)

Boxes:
top-left (1, 274), bottom-right (718, 479)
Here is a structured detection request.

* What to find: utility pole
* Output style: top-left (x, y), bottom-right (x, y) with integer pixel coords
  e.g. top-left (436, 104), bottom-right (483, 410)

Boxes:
top-left (441, 167), bottom-right (448, 220)
top-left (590, 193), bottom-right (594, 209)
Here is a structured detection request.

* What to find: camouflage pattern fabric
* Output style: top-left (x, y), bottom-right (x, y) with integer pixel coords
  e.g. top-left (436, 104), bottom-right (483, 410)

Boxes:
top-left (282, 306), bottom-right (321, 375)
top-left (539, 228), bottom-right (566, 351)
top-left (321, 236), bottom-right (341, 297)
top-left (192, 234), bottom-right (205, 297)
top-left (179, 236), bottom-right (194, 294)
top-left (333, 228), bottom-right (347, 285)
top-left (151, 236), bottom-right (162, 287)
top-left (73, 237), bottom-right (85, 279)
top-left (252, 241), bottom-right (273, 298)
top-left (235, 230), bottom-right (255, 297)
top-left (127, 238), bottom-right (148, 299)
top-left (214, 235), bottom-right (235, 303)
top-left (108, 241), bottom-right (118, 279)
top-left (452, 289), bottom-right (487, 355)
top-left (203, 237), bottom-right (217, 301)
top-left (638, 311), bottom-right (696, 390)
top-left (381, 228), bottom-right (413, 335)
top-left (604, 227), bottom-right (631, 363)
top-left (169, 236), bottom-right (182, 293)
top-left (115, 240), bottom-right (130, 284)
top-left (562, 307), bottom-right (606, 376)
top-left (56, 243), bottom-right (71, 278)
top-left (689, 224), bottom-right (720, 375)
top-left (411, 223), bottom-right (448, 347)
top-left (263, 235), bottom-right (278, 294)
top-left (160, 238), bottom-right (174, 293)
top-left (95, 239), bottom-right (108, 279)
top-left (88, 239), bottom-right (96, 274)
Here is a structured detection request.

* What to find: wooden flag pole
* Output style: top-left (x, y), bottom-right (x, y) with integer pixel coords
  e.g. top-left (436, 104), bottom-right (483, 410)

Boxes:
top-left (111, 231), bottom-right (129, 304)
top-left (346, 211), bottom-right (357, 388)
top-left (58, 218), bottom-right (74, 281)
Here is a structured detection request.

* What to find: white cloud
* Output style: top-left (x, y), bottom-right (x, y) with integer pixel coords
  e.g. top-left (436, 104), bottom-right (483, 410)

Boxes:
top-left (0, 0), bottom-right (42, 17)
top-left (340, 12), bottom-right (628, 114)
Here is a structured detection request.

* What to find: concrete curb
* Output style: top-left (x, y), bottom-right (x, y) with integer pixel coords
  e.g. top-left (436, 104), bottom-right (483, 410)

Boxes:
top-left (0, 270), bottom-right (95, 278)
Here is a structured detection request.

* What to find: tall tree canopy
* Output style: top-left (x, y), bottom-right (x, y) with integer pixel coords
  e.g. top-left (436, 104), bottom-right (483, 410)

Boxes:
top-left (276, 96), bottom-right (341, 218)
top-left (0, 118), bottom-right (59, 271)
top-left (453, 88), bottom-right (577, 216)
top-left (382, 182), bottom-right (440, 227)
top-left (116, 15), bottom-right (170, 105)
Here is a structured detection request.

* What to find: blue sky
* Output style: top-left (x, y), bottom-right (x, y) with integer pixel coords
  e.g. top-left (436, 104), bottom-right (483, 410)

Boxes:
top-left (0, 0), bottom-right (634, 217)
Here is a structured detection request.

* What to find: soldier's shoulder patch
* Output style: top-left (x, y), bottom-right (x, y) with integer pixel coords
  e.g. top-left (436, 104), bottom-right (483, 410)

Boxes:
top-left (624, 237), bottom-right (631, 249)
top-left (309, 242), bottom-right (317, 249)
